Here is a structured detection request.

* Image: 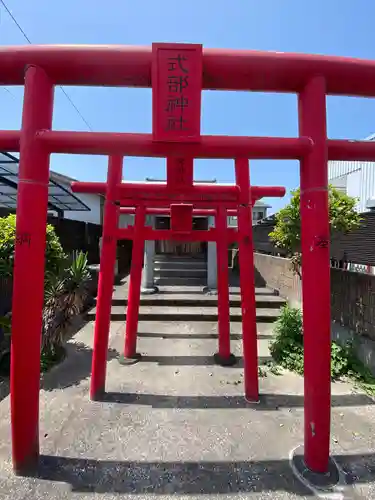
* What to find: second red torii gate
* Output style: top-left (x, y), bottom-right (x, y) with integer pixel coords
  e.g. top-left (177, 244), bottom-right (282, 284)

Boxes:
top-left (72, 170), bottom-right (286, 400)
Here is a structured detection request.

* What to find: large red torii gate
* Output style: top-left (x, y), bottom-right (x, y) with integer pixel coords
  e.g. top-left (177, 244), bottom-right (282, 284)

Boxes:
top-left (5, 43), bottom-right (375, 479)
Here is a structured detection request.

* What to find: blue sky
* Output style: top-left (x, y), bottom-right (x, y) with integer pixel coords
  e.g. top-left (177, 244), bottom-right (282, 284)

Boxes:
top-left (1, 0), bottom-right (375, 212)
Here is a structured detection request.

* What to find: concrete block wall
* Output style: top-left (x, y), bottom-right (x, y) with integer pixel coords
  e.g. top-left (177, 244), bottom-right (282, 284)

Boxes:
top-left (254, 252), bottom-right (375, 375)
top-left (331, 267), bottom-right (375, 340)
top-left (254, 253), bottom-right (302, 307)
top-left (254, 252), bottom-right (375, 341)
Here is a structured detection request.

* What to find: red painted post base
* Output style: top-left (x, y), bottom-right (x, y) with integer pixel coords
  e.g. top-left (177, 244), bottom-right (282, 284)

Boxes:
top-left (118, 352), bottom-right (142, 366)
top-left (12, 454), bottom-right (39, 477)
top-left (213, 352), bottom-right (237, 367)
top-left (291, 446), bottom-right (341, 491)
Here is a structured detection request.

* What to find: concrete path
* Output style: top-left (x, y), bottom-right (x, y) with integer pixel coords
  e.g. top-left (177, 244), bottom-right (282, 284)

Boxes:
top-left (0, 279), bottom-right (374, 499)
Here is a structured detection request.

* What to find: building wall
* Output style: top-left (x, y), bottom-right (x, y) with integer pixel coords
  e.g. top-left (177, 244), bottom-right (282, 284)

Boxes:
top-left (252, 207), bottom-right (267, 222)
top-left (227, 205), bottom-right (268, 227)
top-left (329, 159), bottom-right (375, 213)
top-left (118, 213), bottom-right (135, 228)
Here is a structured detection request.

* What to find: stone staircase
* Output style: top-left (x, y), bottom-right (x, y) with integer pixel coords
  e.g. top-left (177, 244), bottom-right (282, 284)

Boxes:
top-left (153, 255), bottom-right (207, 287)
top-left (88, 283), bottom-right (286, 369)
top-left (92, 284), bottom-right (285, 325)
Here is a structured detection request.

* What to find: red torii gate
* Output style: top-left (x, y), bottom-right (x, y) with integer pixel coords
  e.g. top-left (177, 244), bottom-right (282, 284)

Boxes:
top-left (72, 177), bottom-right (285, 393)
top-left (5, 43), bottom-right (375, 478)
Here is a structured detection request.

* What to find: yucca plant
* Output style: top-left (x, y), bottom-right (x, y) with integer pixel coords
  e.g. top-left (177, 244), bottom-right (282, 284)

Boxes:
top-left (41, 251), bottom-right (92, 354)
top-left (64, 251), bottom-right (92, 312)
top-left (42, 271), bottom-right (68, 353)
top-left (44, 269), bottom-right (66, 304)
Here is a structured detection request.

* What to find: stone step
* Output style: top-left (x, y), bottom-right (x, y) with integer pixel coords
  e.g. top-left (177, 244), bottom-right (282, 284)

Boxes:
top-left (110, 293), bottom-right (285, 309)
top-left (155, 277), bottom-right (206, 286)
top-left (154, 268), bottom-right (207, 278)
top-left (153, 260), bottom-right (207, 270)
top-left (154, 285), bottom-right (277, 296)
top-left (87, 305), bottom-right (281, 322)
top-left (134, 320), bottom-right (275, 339)
top-left (111, 284), bottom-right (278, 299)
top-left (154, 254), bottom-right (206, 261)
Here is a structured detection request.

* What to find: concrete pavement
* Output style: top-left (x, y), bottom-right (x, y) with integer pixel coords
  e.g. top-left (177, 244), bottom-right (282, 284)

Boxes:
top-left (0, 279), bottom-right (374, 499)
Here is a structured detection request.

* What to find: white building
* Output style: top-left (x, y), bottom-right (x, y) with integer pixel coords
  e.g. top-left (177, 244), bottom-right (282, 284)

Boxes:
top-left (329, 134), bottom-right (375, 273)
top-left (227, 200), bottom-right (270, 227)
top-left (328, 133), bottom-right (375, 213)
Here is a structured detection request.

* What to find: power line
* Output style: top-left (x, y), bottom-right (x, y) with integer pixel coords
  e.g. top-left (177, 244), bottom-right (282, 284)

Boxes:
top-left (0, 0), bottom-right (17, 99)
top-left (59, 87), bottom-right (93, 131)
top-left (0, 0), bottom-right (31, 43)
top-left (0, 0), bottom-right (93, 131)
top-left (1, 86), bottom-right (16, 98)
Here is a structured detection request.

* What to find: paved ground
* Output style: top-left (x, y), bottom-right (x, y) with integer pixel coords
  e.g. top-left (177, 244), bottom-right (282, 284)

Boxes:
top-left (0, 278), bottom-right (375, 499)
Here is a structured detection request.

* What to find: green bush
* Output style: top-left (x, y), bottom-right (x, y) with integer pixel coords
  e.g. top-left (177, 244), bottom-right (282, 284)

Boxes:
top-left (0, 214), bottom-right (66, 277)
top-left (270, 305), bottom-right (375, 393)
top-left (269, 305), bottom-right (304, 374)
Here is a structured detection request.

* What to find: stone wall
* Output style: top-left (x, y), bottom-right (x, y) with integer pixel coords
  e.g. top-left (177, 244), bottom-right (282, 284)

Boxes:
top-left (254, 253), bottom-right (302, 307)
top-left (331, 267), bottom-right (375, 340)
top-left (254, 252), bottom-right (375, 341)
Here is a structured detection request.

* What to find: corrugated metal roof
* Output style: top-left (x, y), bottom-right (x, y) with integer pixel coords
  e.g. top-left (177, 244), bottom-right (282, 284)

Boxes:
top-left (330, 211), bottom-right (375, 266)
top-left (0, 152), bottom-right (90, 212)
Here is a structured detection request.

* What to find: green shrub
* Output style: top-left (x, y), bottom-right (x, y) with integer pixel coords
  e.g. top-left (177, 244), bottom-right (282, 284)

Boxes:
top-left (269, 305), bottom-right (304, 373)
top-left (270, 305), bottom-right (375, 393)
top-left (0, 214), bottom-right (66, 277)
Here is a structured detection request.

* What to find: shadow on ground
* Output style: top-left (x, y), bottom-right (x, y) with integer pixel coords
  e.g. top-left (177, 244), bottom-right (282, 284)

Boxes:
top-left (99, 391), bottom-right (375, 410)
top-left (34, 454), bottom-right (311, 496)
top-left (26, 452), bottom-right (375, 496)
top-left (0, 310), bottom-right (97, 402)
top-left (135, 354), bottom-right (272, 367)
top-left (86, 312), bottom-right (277, 323)
top-left (137, 331), bottom-right (271, 340)
top-left (41, 343), bottom-right (118, 391)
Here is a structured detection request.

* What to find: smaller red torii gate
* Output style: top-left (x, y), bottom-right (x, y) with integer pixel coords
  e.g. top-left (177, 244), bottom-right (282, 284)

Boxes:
top-left (72, 169), bottom-right (286, 403)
